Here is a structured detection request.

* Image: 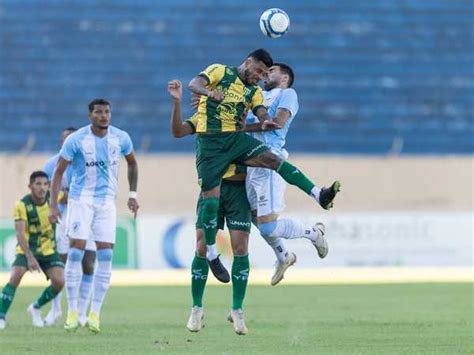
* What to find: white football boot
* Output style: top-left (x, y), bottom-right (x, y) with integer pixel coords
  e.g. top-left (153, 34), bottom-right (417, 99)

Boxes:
top-left (186, 306), bottom-right (204, 332)
top-left (271, 252), bottom-right (297, 286)
top-left (227, 309), bottom-right (248, 335)
top-left (0, 318), bottom-right (6, 330)
top-left (27, 304), bottom-right (44, 328)
top-left (311, 222), bottom-right (328, 258)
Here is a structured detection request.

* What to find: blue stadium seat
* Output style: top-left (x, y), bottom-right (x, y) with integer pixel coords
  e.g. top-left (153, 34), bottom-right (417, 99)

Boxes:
top-left (0, 0), bottom-right (472, 154)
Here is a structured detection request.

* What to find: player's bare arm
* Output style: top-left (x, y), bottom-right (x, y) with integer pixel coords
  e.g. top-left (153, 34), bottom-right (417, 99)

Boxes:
top-left (48, 157), bottom-right (69, 224)
top-left (14, 220), bottom-right (40, 272)
top-left (253, 106), bottom-right (282, 130)
top-left (125, 152), bottom-right (140, 218)
top-left (168, 80), bottom-right (194, 137)
top-left (188, 76), bottom-right (224, 101)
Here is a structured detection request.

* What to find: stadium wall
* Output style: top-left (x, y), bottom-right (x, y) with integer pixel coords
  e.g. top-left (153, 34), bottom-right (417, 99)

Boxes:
top-left (0, 154), bottom-right (471, 271)
top-left (0, 154), bottom-right (472, 216)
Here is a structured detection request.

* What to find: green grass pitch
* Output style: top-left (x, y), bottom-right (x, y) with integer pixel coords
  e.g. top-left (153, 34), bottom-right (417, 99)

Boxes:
top-left (0, 283), bottom-right (472, 354)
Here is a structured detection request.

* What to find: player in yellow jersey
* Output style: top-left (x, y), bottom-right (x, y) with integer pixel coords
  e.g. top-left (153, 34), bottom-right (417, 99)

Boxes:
top-left (188, 49), bottom-right (340, 279)
top-left (169, 80), bottom-right (251, 335)
top-left (0, 171), bottom-right (65, 329)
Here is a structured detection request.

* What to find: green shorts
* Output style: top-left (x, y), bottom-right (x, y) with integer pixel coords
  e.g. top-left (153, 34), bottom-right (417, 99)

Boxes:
top-left (196, 132), bottom-right (268, 191)
top-left (12, 253), bottom-right (64, 274)
top-left (196, 180), bottom-right (252, 232)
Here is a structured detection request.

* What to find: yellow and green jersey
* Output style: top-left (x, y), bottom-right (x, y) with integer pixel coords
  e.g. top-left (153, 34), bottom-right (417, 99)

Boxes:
top-left (186, 115), bottom-right (246, 179)
top-left (13, 194), bottom-right (57, 256)
top-left (195, 64), bottom-right (265, 133)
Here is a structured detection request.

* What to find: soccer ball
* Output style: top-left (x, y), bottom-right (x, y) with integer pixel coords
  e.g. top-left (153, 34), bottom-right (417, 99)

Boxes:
top-left (259, 8), bottom-right (290, 38)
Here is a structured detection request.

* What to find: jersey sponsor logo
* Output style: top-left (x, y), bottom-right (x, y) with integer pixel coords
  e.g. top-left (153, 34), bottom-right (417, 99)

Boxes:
top-left (85, 160), bottom-right (118, 167)
top-left (86, 160), bottom-right (106, 167)
top-left (233, 268), bottom-right (249, 280)
top-left (246, 143), bottom-right (265, 157)
top-left (228, 219), bottom-right (251, 228)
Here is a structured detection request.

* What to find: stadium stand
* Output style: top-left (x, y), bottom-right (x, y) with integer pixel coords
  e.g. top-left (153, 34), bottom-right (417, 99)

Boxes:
top-left (0, 0), bottom-right (472, 153)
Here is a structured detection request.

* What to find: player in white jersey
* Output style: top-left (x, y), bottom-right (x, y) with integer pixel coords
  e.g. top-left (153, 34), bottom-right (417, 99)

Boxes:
top-left (43, 127), bottom-right (97, 327)
top-left (245, 63), bottom-right (340, 285)
top-left (48, 99), bottom-right (139, 333)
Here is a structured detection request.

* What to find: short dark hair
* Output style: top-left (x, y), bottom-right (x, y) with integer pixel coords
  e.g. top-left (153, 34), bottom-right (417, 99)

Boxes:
top-left (29, 171), bottom-right (49, 184)
top-left (64, 127), bottom-right (77, 132)
top-left (274, 62), bottom-right (295, 87)
top-left (247, 49), bottom-right (273, 68)
top-left (88, 98), bottom-right (111, 113)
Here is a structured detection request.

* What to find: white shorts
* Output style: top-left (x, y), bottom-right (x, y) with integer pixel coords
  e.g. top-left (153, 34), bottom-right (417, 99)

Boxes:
top-left (246, 167), bottom-right (287, 217)
top-left (56, 206), bottom-right (96, 254)
top-left (65, 200), bottom-right (117, 244)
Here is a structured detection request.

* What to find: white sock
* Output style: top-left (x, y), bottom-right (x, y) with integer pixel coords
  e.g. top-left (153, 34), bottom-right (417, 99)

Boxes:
top-left (51, 291), bottom-right (62, 314)
top-left (311, 186), bottom-right (321, 203)
top-left (206, 244), bottom-right (218, 261)
top-left (65, 248), bottom-right (84, 313)
top-left (262, 236), bottom-right (289, 263)
top-left (90, 249), bottom-right (113, 315)
top-left (77, 274), bottom-right (94, 318)
top-left (274, 219), bottom-right (319, 242)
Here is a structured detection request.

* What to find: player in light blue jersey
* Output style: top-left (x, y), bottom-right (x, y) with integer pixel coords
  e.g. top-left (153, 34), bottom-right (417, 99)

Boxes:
top-left (245, 63), bottom-right (340, 285)
top-left (43, 127), bottom-right (97, 327)
top-left (48, 99), bottom-right (139, 333)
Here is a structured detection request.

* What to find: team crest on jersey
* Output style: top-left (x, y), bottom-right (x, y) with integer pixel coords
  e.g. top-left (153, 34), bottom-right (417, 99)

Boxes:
top-left (71, 221), bottom-right (80, 233)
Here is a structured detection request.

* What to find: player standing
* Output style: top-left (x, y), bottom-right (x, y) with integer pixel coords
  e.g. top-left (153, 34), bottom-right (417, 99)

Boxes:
top-left (43, 127), bottom-right (97, 326)
top-left (245, 63), bottom-right (335, 285)
top-left (188, 49), bottom-right (340, 279)
top-left (0, 171), bottom-right (65, 329)
top-left (169, 80), bottom-right (251, 335)
top-left (48, 99), bottom-right (139, 333)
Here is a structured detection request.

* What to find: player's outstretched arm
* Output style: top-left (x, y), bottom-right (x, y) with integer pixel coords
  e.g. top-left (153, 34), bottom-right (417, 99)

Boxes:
top-left (125, 152), bottom-right (139, 219)
top-left (168, 80), bottom-right (194, 137)
top-left (48, 158), bottom-right (69, 224)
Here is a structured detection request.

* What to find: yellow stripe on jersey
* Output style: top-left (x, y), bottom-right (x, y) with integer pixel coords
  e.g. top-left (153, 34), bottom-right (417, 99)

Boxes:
top-left (14, 196), bottom-right (57, 257)
top-left (196, 64), bottom-right (264, 134)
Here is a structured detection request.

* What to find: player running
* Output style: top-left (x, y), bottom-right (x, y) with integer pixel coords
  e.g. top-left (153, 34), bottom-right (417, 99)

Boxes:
top-left (169, 80), bottom-right (251, 335)
top-left (245, 63), bottom-right (334, 285)
top-left (48, 99), bottom-right (140, 333)
top-left (43, 127), bottom-right (97, 326)
top-left (0, 171), bottom-right (65, 329)
top-left (188, 49), bottom-right (340, 280)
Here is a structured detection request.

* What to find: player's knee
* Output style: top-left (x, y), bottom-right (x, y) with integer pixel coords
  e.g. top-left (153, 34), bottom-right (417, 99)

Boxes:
top-left (9, 272), bottom-right (24, 288)
top-left (233, 243), bottom-right (248, 256)
top-left (260, 151), bottom-right (281, 170)
top-left (82, 251), bottom-right (96, 275)
top-left (196, 237), bottom-right (207, 257)
top-left (51, 275), bottom-right (65, 291)
top-left (201, 197), bottom-right (220, 213)
top-left (258, 221), bottom-right (278, 238)
top-left (97, 248), bottom-right (113, 262)
top-left (68, 248), bottom-right (84, 262)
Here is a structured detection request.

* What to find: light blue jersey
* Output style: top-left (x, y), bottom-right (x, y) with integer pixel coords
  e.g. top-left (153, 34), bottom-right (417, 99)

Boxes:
top-left (60, 125), bottom-right (133, 204)
top-left (44, 153), bottom-right (73, 213)
top-left (247, 87), bottom-right (299, 157)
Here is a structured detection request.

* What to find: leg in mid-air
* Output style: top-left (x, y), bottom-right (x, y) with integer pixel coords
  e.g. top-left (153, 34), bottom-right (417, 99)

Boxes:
top-left (198, 185), bottom-right (230, 283)
top-left (246, 166), bottom-right (329, 285)
top-left (186, 229), bottom-right (208, 332)
top-left (244, 149), bottom-right (341, 210)
top-left (227, 229), bottom-right (250, 335)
